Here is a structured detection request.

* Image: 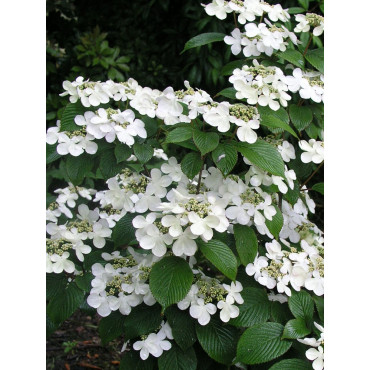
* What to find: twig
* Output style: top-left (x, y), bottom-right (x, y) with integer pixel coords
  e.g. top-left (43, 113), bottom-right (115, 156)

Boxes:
top-left (196, 156), bottom-right (205, 194)
top-left (300, 161), bottom-right (323, 189)
top-left (303, 34), bottom-right (313, 56)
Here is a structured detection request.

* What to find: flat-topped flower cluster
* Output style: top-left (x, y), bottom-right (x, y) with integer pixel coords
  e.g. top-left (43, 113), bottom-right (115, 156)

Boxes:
top-left (46, 0), bottom-right (324, 367)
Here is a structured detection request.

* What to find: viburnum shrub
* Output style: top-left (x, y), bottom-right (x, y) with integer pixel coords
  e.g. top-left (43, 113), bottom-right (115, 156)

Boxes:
top-left (46, 0), bottom-right (324, 368)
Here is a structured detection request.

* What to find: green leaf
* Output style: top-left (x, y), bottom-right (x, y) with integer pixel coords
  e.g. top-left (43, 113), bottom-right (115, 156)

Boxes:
top-left (133, 142), bottom-right (154, 163)
top-left (99, 149), bottom-right (125, 180)
top-left (46, 273), bottom-right (68, 300)
top-left (196, 317), bottom-right (239, 365)
top-left (269, 358), bottom-right (312, 370)
top-left (47, 314), bottom-right (59, 339)
top-left (233, 224), bottom-right (258, 266)
top-left (123, 304), bottom-right (163, 340)
top-left (158, 344), bottom-right (197, 370)
top-left (60, 101), bottom-right (86, 131)
top-left (288, 290), bottom-right (314, 321)
top-left (259, 106), bottom-right (290, 125)
top-left (65, 153), bottom-right (94, 185)
top-left (112, 213), bottom-right (136, 247)
top-left (312, 182), bottom-right (324, 195)
top-left (193, 130), bottom-right (219, 156)
top-left (270, 302), bottom-right (293, 324)
top-left (75, 272), bottom-right (94, 292)
top-left (197, 239), bottom-right (237, 280)
top-left (260, 113), bottom-right (298, 138)
top-left (114, 144), bottom-right (132, 163)
top-left (181, 152), bottom-right (203, 179)
top-left (46, 144), bottom-right (61, 164)
top-left (221, 60), bottom-right (248, 76)
top-left (284, 181), bottom-right (300, 205)
top-left (287, 7), bottom-right (305, 14)
top-left (230, 287), bottom-right (270, 327)
top-left (277, 49), bottom-right (305, 69)
top-left (265, 205), bottom-right (284, 240)
top-left (141, 115), bottom-right (158, 137)
top-left (166, 127), bottom-right (193, 143)
top-left (237, 140), bottom-right (285, 177)
top-left (181, 33), bottom-right (225, 54)
top-left (165, 306), bottom-right (197, 351)
top-left (312, 295), bottom-right (324, 322)
top-left (47, 282), bottom-right (85, 325)
top-left (211, 143), bottom-right (238, 175)
top-left (99, 311), bottom-right (125, 345)
top-left (289, 105), bottom-right (313, 132)
top-left (282, 318), bottom-right (311, 339)
top-left (304, 48), bottom-right (324, 74)
top-left (237, 322), bottom-right (292, 365)
top-left (215, 87), bottom-right (236, 99)
top-left (120, 351), bottom-right (155, 369)
top-left (149, 256), bottom-right (193, 310)
top-left (297, 0), bottom-right (309, 10)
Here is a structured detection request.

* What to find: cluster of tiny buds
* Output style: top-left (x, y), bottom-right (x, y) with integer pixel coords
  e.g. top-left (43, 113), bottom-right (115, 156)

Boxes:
top-left (196, 278), bottom-right (227, 304)
top-left (246, 65), bottom-right (276, 78)
top-left (240, 189), bottom-right (264, 205)
top-left (180, 199), bottom-right (210, 218)
top-left (105, 275), bottom-right (124, 296)
top-left (155, 221), bottom-right (170, 234)
top-left (229, 104), bottom-right (258, 122)
top-left (46, 238), bottom-right (72, 256)
top-left (64, 126), bottom-right (87, 138)
top-left (305, 13), bottom-right (324, 27)
top-left (67, 219), bottom-right (93, 233)
top-left (139, 266), bottom-right (151, 280)
top-left (103, 205), bottom-right (122, 216)
top-left (264, 135), bottom-right (284, 147)
top-left (125, 176), bottom-right (150, 194)
top-left (111, 255), bottom-right (137, 269)
top-left (175, 86), bottom-right (195, 99)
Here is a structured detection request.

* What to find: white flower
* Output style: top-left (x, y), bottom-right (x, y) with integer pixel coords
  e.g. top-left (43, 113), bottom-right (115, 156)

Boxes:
top-left (204, 0), bottom-right (232, 20)
top-left (224, 28), bottom-right (242, 55)
top-left (246, 255), bottom-right (268, 280)
top-left (172, 228), bottom-right (198, 256)
top-left (265, 240), bottom-right (284, 261)
top-left (190, 298), bottom-right (217, 325)
top-left (203, 102), bottom-right (231, 132)
top-left (90, 219), bottom-right (112, 248)
top-left (217, 297), bottom-right (240, 322)
top-left (223, 281), bottom-right (244, 304)
top-left (278, 141), bottom-right (296, 162)
top-left (146, 169), bottom-right (172, 198)
top-left (133, 332), bottom-right (171, 360)
top-left (161, 157), bottom-right (186, 182)
top-left (49, 252), bottom-right (75, 273)
top-left (306, 346), bottom-right (324, 370)
top-left (188, 211), bottom-right (220, 241)
top-left (74, 240), bottom-right (92, 262)
top-left (299, 139), bottom-right (324, 164)
top-left (177, 285), bottom-right (199, 310)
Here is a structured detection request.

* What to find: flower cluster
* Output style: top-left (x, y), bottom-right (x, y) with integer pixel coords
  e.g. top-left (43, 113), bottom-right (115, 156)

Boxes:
top-left (294, 13), bottom-right (324, 36)
top-left (230, 59), bottom-right (291, 111)
top-left (204, 0), bottom-right (290, 24)
top-left (132, 321), bottom-right (173, 360)
top-left (246, 237), bottom-right (324, 296)
top-left (46, 203), bottom-right (112, 273)
top-left (284, 68), bottom-right (324, 103)
top-left (87, 249), bottom-right (159, 317)
top-left (224, 20), bottom-right (298, 58)
top-left (178, 275), bottom-right (244, 324)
